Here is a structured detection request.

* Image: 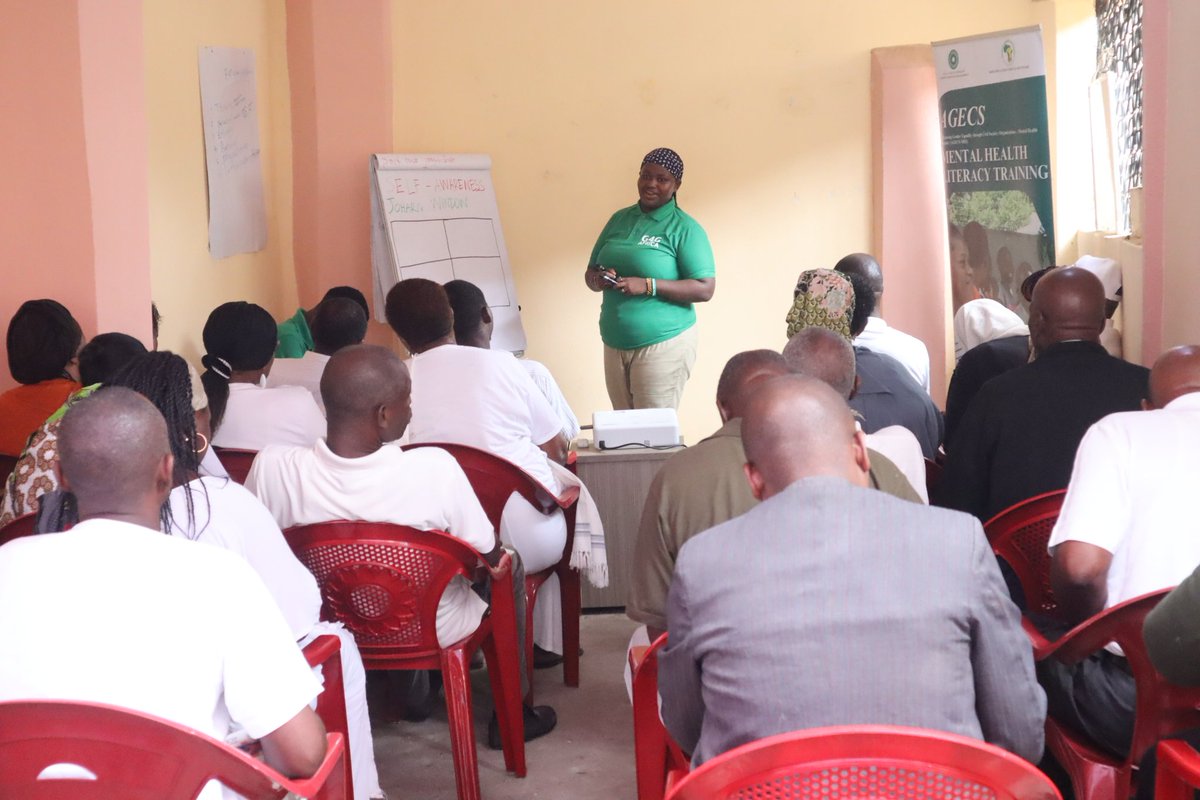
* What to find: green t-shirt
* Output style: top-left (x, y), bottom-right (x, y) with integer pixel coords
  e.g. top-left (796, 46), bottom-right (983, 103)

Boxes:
top-left (589, 198), bottom-right (715, 350)
top-left (275, 307), bottom-right (313, 358)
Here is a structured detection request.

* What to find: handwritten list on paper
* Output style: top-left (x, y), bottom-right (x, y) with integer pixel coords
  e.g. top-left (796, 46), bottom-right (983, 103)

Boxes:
top-left (198, 47), bottom-right (267, 259)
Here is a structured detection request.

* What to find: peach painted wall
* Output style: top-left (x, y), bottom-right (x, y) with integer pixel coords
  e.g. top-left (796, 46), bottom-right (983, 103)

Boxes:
top-left (144, 0), bottom-right (298, 365)
top-left (870, 45), bottom-right (951, 403)
top-left (391, 0), bottom-right (1048, 443)
top-left (0, 3), bottom-right (98, 390)
top-left (287, 0), bottom-right (394, 347)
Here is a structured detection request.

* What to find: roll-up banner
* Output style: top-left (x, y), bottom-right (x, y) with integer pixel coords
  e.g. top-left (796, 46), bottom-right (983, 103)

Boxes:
top-left (933, 26), bottom-right (1055, 323)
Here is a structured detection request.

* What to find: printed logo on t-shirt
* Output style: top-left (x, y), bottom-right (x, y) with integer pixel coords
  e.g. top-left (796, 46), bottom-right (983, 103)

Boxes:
top-left (638, 235), bottom-right (663, 248)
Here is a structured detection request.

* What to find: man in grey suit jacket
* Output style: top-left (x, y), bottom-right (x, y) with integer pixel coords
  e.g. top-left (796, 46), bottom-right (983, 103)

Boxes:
top-left (659, 375), bottom-right (1045, 766)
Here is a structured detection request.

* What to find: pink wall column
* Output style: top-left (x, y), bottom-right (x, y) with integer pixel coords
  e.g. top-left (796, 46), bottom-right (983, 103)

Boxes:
top-left (871, 46), bottom-right (952, 404)
top-left (78, 0), bottom-right (152, 342)
top-left (287, 0), bottom-right (393, 339)
top-left (0, 3), bottom-right (98, 388)
top-left (0, 1), bottom-right (151, 391)
top-left (1139, 0), bottom-right (1167, 363)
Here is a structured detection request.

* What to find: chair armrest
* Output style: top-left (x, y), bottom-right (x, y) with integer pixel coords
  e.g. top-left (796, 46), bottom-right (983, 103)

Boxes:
top-left (629, 645), bottom-right (650, 672)
top-left (282, 731), bottom-right (347, 800)
top-left (555, 485), bottom-right (581, 510)
top-left (302, 634), bottom-right (340, 670)
top-left (1034, 590), bottom-right (1169, 666)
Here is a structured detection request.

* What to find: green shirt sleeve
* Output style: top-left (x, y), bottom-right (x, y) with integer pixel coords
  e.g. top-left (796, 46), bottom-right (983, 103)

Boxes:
top-left (274, 308), bottom-right (313, 358)
top-left (673, 219), bottom-right (715, 279)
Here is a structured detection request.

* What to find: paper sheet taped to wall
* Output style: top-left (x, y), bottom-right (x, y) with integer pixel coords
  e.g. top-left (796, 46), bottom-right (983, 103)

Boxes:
top-left (198, 46), bottom-right (267, 259)
top-left (370, 153), bottom-right (526, 353)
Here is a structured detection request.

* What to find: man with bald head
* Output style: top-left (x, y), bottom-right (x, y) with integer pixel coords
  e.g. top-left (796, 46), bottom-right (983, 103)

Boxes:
top-left (627, 349), bottom-right (790, 641)
top-left (936, 267), bottom-right (1148, 521)
top-left (783, 327), bottom-right (926, 501)
top-left (246, 344), bottom-right (558, 744)
top-left (835, 252), bottom-right (931, 393)
top-left (658, 375), bottom-right (1044, 766)
top-left (0, 388), bottom-right (329, 786)
top-left (1032, 345), bottom-right (1200, 758)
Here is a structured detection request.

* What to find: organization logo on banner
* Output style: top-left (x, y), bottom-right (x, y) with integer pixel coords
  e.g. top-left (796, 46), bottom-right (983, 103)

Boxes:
top-left (933, 26), bottom-right (1055, 323)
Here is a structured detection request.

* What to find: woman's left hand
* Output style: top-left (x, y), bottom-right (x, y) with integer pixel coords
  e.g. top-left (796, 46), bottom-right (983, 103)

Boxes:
top-left (615, 276), bottom-right (650, 296)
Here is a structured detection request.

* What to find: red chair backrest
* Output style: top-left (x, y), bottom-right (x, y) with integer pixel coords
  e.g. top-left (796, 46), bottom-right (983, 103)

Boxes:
top-left (0, 512), bottom-right (38, 546)
top-left (212, 447), bottom-right (257, 485)
top-left (1155, 740), bottom-right (1200, 800)
top-left (983, 490), bottom-right (1066, 616)
top-left (403, 442), bottom-right (571, 532)
top-left (284, 521), bottom-right (481, 659)
top-left (664, 725), bottom-right (1061, 800)
top-left (0, 699), bottom-right (346, 799)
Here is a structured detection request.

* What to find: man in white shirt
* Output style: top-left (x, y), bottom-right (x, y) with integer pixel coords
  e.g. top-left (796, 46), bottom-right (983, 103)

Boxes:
top-left (1042, 345), bottom-right (1200, 758)
top-left (248, 344), bottom-right (557, 747)
top-left (268, 296), bottom-right (368, 414)
top-left (443, 279), bottom-right (580, 440)
top-left (0, 388), bottom-right (327, 799)
top-left (835, 253), bottom-right (932, 393)
top-left (385, 278), bottom-right (571, 658)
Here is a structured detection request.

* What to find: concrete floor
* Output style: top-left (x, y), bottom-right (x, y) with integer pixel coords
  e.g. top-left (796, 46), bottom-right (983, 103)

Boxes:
top-left (371, 613), bottom-right (640, 799)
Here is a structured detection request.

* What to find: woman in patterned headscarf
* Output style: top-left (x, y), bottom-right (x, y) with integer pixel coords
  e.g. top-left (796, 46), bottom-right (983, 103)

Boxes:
top-left (786, 269), bottom-right (856, 340)
top-left (584, 147), bottom-right (716, 410)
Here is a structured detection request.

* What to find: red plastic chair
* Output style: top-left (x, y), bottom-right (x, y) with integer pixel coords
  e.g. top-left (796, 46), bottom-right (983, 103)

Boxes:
top-left (664, 725), bottom-right (1061, 800)
top-left (0, 512), bottom-right (38, 545)
top-left (302, 633), bottom-right (353, 800)
top-left (212, 446), bottom-right (257, 485)
top-left (404, 442), bottom-right (582, 699)
top-left (284, 520), bottom-right (525, 800)
top-left (0, 699), bottom-right (346, 799)
top-left (630, 633), bottom-right (690, 800)
top-left (983, 490), bottom-right (1067, 617)
top-left (1026, 589), bottom-right (1200, 800)
top-left (1155, 739), bottom-right (1200, 800)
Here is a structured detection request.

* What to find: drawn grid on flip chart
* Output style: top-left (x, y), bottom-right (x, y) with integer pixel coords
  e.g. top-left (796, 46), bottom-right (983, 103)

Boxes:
top-left (388, 217), bottom-right (512, 307)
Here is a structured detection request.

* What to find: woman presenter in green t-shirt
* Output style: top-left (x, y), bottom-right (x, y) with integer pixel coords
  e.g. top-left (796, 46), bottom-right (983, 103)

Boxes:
top-left (584, 147), bottom-right (716, 410)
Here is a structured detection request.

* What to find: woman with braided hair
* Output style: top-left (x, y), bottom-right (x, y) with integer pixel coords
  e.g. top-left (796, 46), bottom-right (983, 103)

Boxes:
top-left (584, 147), bottom-right (716, 409)
top-left (108, 350), bottom-right (384, 800)
top-left (200, 301), bottom-right (325, 451)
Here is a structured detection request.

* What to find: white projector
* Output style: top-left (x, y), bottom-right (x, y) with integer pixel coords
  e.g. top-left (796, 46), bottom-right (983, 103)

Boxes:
top-left (592, 408), bottom-right (683, 450)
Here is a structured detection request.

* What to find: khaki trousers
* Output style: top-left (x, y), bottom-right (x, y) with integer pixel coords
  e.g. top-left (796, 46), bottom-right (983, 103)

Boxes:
top-left (603, 326), bottom-right (698, 410)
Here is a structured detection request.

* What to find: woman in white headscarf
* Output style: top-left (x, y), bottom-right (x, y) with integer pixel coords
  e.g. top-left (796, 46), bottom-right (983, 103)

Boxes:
top-left (945, 300), bottom-right (1031, 447)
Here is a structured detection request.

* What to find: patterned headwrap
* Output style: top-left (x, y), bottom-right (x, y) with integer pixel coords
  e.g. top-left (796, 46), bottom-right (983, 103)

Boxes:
top-left (786, 269), bottom-right (855, 340)
top-left (641, 147), bottom-right (684, 182)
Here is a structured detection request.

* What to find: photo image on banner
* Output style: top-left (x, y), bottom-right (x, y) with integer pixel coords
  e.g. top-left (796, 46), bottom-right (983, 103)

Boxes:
top-left (934, 27), bottom-right (1055, 324)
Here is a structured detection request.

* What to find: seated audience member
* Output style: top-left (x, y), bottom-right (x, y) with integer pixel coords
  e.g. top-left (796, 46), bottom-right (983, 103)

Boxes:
top-left (110, 351), bottom-right (383, 799)
top-left (783, 327), bottom-right (926, 502)
top-left (444, 279), bottom-right (580, 440)
top-left (0, 332), bottom-right (147, 528)
top-left (385, 278), bottom-right (571, 659)
top-left (276, 285), bottom-right (370, 359)
top-left (248, 344), bottom-right (557, 746)
top-left (786, 269), bottom-right (942, 458)
top-left (658, 375), bottom-right (1044, 766)
top-left (0, 300), bottom-right (84, 456)
top-left (202, 301), bottom-right (326, 451)
top-left (834, 253), bottom-right (931, 393)
top-left (935, 267), bottom-right (1148, 521)
top-left (1073, 256), bottom-right (1124, 358)
top-left (0, 388), bottom-right (327, 792)
top-left (1037, 344), bottom-right (1200, 759)
top-left (268, 296), bottom-right (369, 414)
top-left (628, 347), bottom-right (921, 647)
top-left (944, 299), bottom-right (1030, 446)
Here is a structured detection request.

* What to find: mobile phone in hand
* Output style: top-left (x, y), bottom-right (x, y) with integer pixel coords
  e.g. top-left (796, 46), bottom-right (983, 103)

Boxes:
top-left (590, 263), bottom-right (620, 286)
